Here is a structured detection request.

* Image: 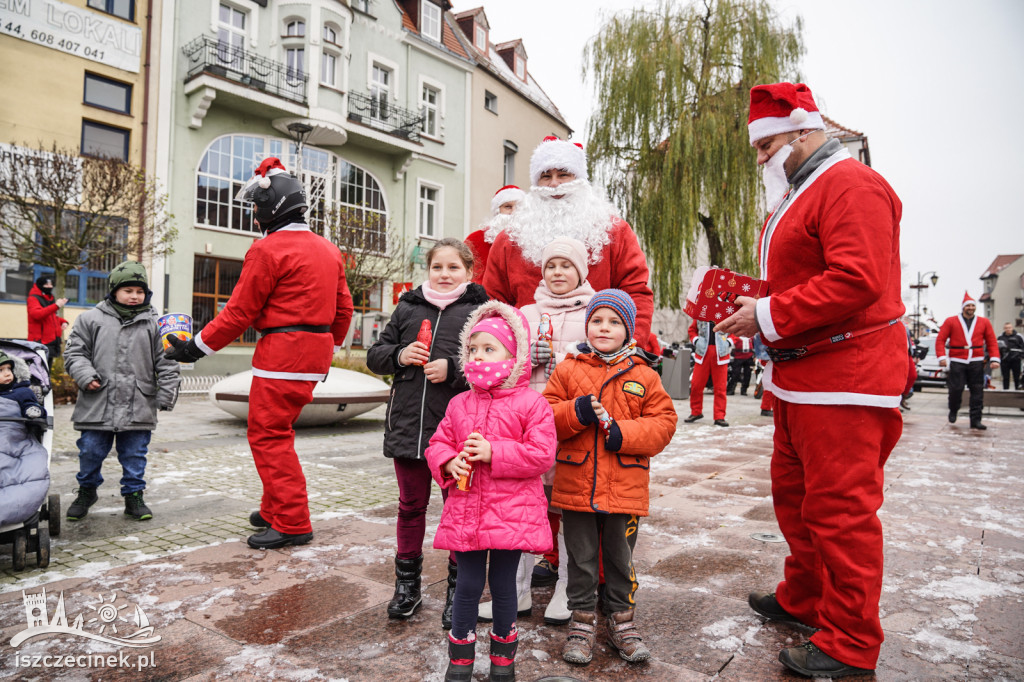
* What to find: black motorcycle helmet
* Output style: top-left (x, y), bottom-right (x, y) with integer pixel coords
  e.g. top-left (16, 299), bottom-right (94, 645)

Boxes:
top-left (236, 157), bottom-right (308, 233)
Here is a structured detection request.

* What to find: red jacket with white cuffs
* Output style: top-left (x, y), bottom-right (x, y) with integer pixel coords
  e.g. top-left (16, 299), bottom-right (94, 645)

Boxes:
top-left (194, 224), bottom-right (354, 380)
top-left (753, 149), bottom-right (906, 407)
top-left (935, 315), bottom-right (999, 364)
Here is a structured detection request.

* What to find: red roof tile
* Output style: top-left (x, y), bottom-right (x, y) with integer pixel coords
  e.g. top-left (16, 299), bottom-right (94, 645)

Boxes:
top-left (981, 254), bottom-right (1023, 279)
top-left (822, 114), bottom-right (864, 140)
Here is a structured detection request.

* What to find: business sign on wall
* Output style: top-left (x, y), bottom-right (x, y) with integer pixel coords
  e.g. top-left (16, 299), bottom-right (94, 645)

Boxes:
top-left (0, 0), bottom-right (141, 73)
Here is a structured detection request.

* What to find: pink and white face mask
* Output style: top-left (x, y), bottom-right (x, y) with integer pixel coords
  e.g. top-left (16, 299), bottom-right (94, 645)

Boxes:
top-left (465, 360), bottom-right (512, 391)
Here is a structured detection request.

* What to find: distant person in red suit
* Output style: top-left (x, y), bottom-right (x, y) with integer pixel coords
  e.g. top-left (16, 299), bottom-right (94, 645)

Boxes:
top-left (936, 292), bottom-right (1000, 429)
top-left (685, 319), bottom-right (731, 426)
top-left (716, 82), bottom-right (905, 678)
top-left (482, 136), bottom-right (656, 351)
top-left (27, 275), bottom-right (69, 370)
top-left (464, 185), bottom-right (524, 285)
top-left (165, 158), bottom-right (353, 550)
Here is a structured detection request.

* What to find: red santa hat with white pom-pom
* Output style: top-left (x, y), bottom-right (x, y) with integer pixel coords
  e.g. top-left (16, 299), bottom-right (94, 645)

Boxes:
top-left (961, 291), bottom-right (978, 310)
top-left (748, 82), bottom-right (826, 145)
top-left (254, 157), bottom-right (289, 188)
top-left (529, 136), bottom-right (588, 186)
top-left (489, 185), bottom-right (526, 215)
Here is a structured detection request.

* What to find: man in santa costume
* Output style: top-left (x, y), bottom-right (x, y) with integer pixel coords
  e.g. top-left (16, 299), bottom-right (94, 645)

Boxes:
top-left (727, 334), bottom-right (756, 396)
top-left (464, 185), bottom-right (524, 284)
top-left (716, 83), bottom-right (905, 678)
top-left (685, 318), bottom-right (731, 426)
top-left (166, 158), bottom-right (353, 550)
top-left (936, 293), bottom-right (1000, 429)
top-left (482, 136), bottom-right (656, 350)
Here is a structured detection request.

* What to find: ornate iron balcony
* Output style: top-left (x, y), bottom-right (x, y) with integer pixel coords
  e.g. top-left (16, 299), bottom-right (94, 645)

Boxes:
top-left (347, 91), bottom-right (422, 143)
top-left (182, 36), bottom-right (308, 105)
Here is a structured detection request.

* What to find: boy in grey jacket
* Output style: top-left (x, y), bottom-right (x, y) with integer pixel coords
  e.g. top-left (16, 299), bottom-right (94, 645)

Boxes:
top-left (64, 261), bottom-right (180, 521)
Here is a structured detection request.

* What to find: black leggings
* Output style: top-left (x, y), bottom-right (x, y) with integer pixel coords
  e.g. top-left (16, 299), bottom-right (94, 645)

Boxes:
top-left (451, 549), bottom-right (521, 640)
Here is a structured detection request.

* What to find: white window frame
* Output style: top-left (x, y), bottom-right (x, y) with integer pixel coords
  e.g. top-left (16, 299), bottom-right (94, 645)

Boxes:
top-left (484, 90), bottom-right (497, 114)
top-left (286, 47), bottom-right (305, 80)
top-left (367, 52), bottom-right (400, 121)
top-left (285, 19), bottom-right (306, 37)
top-left (474, 24), bottom-right (487, 50)
top-left (417, 180), bottom-right (443, 239)
top-left (420, 0), bottom-right (441, 42)
top-left (323, 23), bottom-right (338, 45)
top-left (514, 55), bottom-right (525, 80)
top-left (418, 76), bottom-right (444, 140)
top-left (321, 49), bottom-right (338, 87)
top-left (216, 2), bottom-right (247, 68)
top-left (211, 1), bottom-right (255, 49)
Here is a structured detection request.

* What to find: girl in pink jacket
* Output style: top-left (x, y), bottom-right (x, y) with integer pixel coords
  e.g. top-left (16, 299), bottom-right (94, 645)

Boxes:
top-left (426, 301), bottom-right (556, 682)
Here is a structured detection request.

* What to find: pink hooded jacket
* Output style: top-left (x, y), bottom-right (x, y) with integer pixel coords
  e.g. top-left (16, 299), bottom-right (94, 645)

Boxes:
top-left (425, 301), bottom-right (557, 553)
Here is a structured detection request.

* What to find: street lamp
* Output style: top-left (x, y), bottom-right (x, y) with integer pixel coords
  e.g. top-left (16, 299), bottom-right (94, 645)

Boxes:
top-left (286, 121), bottom-right (314, 179)
top-left (909, 271), bottom-right (939, 338)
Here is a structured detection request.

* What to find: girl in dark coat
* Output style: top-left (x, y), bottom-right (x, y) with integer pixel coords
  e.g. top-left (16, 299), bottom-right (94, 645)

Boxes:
top-left (366, 238), bottom-right (488, 628)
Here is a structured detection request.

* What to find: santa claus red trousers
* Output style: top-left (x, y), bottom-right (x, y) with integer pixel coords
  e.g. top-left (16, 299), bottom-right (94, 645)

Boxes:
top-left (771, 401), bottom-right (902, 669)
top-left (249, 376), bottom-right (317, 534)
top-left (690, 359), bottom-right (728, 420)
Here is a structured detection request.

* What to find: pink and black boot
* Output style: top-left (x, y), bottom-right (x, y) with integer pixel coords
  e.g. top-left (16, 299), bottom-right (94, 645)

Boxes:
top-left (445, 631), bottom-right (476, 682)
top-left (488, 625), bottom-right (518, 682)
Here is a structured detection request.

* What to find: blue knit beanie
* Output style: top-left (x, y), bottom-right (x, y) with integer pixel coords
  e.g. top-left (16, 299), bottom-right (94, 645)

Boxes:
top-left (585, 289), bottom-right (637, 342)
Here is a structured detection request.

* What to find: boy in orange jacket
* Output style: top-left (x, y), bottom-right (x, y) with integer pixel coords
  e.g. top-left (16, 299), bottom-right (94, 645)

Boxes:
top-left (542, 289), bottom-right (677, 666)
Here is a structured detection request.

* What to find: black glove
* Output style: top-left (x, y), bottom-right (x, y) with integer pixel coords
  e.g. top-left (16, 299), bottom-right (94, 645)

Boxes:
top-left (605, 421), bottom-right (623, 451)
top-left (575, 395), bottom-right (599, 426)
top-left (165, 335), bottom-right (206, 363)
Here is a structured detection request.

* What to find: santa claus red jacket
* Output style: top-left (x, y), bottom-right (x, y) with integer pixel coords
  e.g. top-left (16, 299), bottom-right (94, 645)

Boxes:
top-left (194, 224), bottom-right (353, 380)
top-left (754, 148), bottom-right (906, 407)
top-left (483, 219), bottom-right (655, 350)
top-left (688, 319), bottom-right (731, 365)
top-left (935, 315), bottom-right (998, 364)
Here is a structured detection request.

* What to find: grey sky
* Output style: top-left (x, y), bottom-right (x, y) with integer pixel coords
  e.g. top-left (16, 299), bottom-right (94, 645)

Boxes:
top-left (478, 0), bottom-right (1024, 321)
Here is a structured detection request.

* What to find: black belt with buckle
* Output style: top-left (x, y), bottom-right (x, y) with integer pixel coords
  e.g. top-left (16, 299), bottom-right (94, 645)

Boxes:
top-left (766, 319), bottom-right (900, 363)
top-left (260, 325), bottom-right (330, 338)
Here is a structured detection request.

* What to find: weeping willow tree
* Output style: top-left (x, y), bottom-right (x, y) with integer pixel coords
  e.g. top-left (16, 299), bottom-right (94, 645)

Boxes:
top-left (585, 0), bottom-right (804, 305)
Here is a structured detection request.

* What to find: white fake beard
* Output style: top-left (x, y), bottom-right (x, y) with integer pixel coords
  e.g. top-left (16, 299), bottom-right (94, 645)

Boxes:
top-left (502, 179), bottom-right (619, 266)
top-left (762, 144), bottom-right (793, 213)
top-left (482, 212), bottom-right (516, 243)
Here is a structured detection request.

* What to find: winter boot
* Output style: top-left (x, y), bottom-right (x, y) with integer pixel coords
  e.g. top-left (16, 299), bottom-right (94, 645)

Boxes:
top-left (606, 609), bottom-right (651, 662)
top-left (445, 631), bottom-right (476, 682)
top-left (543, 531), bottom-right (571, 625)
top-left (562, 610), bottom-right (598, 665)
top-left (67, 487), bottom-right (98, 521)
top-left (387, 555), bottom-right (423, 619)
top-left (442, 558), bottom-right (457, 630)
top-left (479, 553), bottom-right (532, 622)
top-left (124, 491), bottom-right (153, 520)
top-left (489, 625), bottom-right (518, 682)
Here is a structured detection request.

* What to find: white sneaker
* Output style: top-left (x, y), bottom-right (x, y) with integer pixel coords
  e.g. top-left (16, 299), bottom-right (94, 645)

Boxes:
top-left (477, 553), bottom-right (533, 622)
top-left (544, 532), bottom-right (571, 625)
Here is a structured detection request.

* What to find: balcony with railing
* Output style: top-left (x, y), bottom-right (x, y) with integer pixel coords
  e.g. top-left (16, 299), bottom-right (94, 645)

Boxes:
top-left (347, 91), bottom-right (422, 143)
top-left (182, 36), bottom-right (308, 105)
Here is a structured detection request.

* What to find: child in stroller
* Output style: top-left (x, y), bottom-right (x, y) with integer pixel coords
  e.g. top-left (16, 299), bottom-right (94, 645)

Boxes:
top-left (0, 340), bottom-right (59, 570)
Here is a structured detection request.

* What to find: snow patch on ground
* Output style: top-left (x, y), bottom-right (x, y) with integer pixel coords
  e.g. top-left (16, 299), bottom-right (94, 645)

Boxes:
top-left (912, 574), bottom-right (1022, 605)
top-left (700, 615), bottom-right (762, 652)
top-left (909, 629), bottom-right (984, 662)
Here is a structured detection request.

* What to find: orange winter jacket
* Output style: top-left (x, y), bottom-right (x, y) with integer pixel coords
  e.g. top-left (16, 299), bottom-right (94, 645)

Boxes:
top-left (543, 351), bottom-right (677, 516)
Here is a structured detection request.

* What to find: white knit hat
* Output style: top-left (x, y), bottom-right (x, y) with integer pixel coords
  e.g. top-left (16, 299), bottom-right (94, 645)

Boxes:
top-left (490, 185), bottom-right (526, 215)
top-left (541, 237), bottom-right (589, 282)
top-left (529, 136), bottom-right (588, 186)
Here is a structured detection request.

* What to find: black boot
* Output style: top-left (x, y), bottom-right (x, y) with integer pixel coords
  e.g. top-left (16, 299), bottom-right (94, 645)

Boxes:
top-left (445, 632), bottom-right (476, 682)
top-left (67, 487), bottom-right (98, 521)
top-left (124, 491), bottom-right (153, 520)
top-left (442, 558), bottom-right (457, 629)
top-left (387, 555), bottom-right (423, 618)
top-left (489, 626), bottom-right (518, 682)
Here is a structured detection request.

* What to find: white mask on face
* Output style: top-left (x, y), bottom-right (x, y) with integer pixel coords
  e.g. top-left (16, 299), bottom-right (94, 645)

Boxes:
top-left (762, 143), bottom-right (793, 213)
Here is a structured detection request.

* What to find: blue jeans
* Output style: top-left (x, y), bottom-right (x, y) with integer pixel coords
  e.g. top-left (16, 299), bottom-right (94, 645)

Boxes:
top-left (75, 430), bottom-right (152, 495)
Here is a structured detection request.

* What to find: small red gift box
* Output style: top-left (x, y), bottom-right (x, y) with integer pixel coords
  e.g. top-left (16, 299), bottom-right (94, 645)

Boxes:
top-left (684, 266), bottom-right (769, 322)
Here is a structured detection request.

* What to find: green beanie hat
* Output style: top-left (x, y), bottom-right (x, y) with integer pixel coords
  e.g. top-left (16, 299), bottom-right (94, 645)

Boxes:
top-left (108, 260), bottom-right (151, 294)
top-left (0, 350), bottom-right (12, 370)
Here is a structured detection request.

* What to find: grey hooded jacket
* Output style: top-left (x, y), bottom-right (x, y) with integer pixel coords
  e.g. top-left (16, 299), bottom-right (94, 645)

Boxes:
top-left (64, 300), bottom-right (180, 431)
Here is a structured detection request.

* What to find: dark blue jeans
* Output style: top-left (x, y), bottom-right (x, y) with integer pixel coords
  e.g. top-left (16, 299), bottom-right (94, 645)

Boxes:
top-left (75, 430), bottom-right (152, 495)
top-left (451, 549), bottom-right (521, 640)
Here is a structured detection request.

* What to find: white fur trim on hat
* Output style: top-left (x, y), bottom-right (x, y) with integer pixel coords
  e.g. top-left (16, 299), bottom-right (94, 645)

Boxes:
top-left (748, 110), bottom-right (825, 145)
top-left (541, 237), bottom-right (589, 282)
top-left (529, 137), bottom-right (588, 186)
top-left (490, 186), bottom-right (526, 215)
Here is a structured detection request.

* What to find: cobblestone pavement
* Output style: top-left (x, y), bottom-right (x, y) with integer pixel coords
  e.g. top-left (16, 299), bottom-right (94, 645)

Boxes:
top-left (1, 386), bottom-right (1022, 681)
